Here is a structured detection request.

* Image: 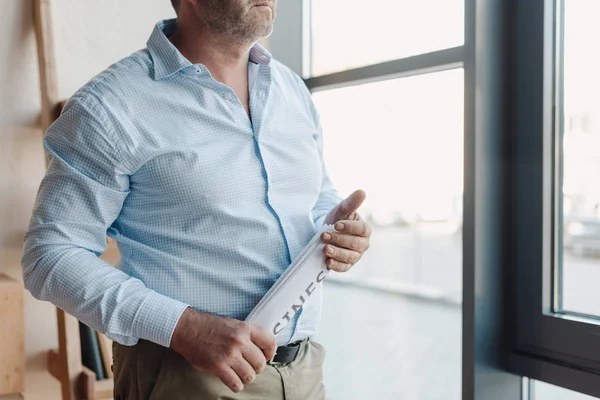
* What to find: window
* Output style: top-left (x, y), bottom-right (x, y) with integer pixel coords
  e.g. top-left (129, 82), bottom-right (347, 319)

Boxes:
top-left (306, 2), bottom-right (464, 398)
top-left (533, 380), bottom-right (597, 400)
top-left (512, 0), bottom-right (600, 397)
top-left (314, 70), bottom-right (464, 399)
top-left (559, 0), bottom-right (600, 317)
top-left (313, 70), bottom-right (463, 301)
top-left (270, 0), bottom-right (600, 397)
top-left (310, 0), bottom-right (464, 76)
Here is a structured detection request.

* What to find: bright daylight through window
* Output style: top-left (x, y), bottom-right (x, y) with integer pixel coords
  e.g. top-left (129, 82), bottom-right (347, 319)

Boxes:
top-left (534, 380), bottom-right (598, 400)
top-left (558, 0), bottom-right (600, 317)
top-left (312, 68), bottom-right (463, 398)
top-left (310, 0), bottom-right (464, 76)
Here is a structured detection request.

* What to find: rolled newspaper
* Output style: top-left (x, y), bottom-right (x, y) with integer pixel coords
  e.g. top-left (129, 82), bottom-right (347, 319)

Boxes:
top-left (246, 224), bottom-right (336, 336)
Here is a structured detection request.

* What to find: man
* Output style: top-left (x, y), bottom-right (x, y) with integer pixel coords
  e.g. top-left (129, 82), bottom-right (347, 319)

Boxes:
top-left (22, 0), bottom-right (371, 398)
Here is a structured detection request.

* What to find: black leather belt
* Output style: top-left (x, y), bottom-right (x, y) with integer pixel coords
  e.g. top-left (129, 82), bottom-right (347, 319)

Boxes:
top-left (268, 338), bottom-right (308, 365)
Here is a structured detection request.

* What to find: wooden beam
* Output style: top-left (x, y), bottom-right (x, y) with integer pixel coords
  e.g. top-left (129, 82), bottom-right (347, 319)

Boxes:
top-left (80, 368), bottom-right (113, 400)
top-left (80, 368), bottom-right (95, 400)
top-left (56, 309), bottom-right (83, 400)
top-left (47, 349), bottom-right (61, 381)
top-left (96, 332), bottom-right (113, 379)
top-left (33, 5), bottom-right (117, 400)
top-left (93, 378), bottom-right (114, 400)
top-left (100, 238), bottom-right (121, 266)
top-left (33, 0), bottom-right (60, 139)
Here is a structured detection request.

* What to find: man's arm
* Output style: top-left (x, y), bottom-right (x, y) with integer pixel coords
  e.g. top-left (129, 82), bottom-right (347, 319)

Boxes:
top-left (22, 96), bottom-right (276, 393)
top-left (21, 97), bottom-right (189, 348)
top-left (293, 76), bottom-right (372, 272)
top-left (304, 91), bottom-right (343, 228)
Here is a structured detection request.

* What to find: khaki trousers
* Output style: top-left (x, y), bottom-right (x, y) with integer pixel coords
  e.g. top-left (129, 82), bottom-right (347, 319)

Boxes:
top-left (112, 338), bottom-right (327, 400)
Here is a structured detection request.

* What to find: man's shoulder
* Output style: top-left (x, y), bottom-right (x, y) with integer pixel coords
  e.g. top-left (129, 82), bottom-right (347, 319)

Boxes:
top-left (269, 59), bottom-right (307, 90)
top-left (70, 49), bottom-right (154, 109)
top-left (269, 58), bottom-right (316, 116)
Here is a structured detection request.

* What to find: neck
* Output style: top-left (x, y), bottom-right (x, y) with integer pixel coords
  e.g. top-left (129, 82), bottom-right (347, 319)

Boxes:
top-left (169, 19), bottom-right (253, 85)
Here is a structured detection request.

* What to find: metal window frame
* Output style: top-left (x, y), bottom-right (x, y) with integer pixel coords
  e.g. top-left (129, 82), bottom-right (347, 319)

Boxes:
top-left (509, 0), bottom-right (600, 397)
top-left (304, 46), bottom-right (464, 92)
top-left (302, 0), bottom-right (468, 317)
top-left (269, 0), bottom-right (600, 398)
top-left (462, 0), bottom-right (523, 397)
top-left (295, 0), bottom-right (523, 398)
top-left (301, 0), bottom-right (522, 398)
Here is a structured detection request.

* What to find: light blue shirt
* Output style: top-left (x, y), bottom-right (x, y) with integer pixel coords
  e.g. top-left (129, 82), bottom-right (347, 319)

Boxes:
top-left (22, 19), bottom-right (340, 347)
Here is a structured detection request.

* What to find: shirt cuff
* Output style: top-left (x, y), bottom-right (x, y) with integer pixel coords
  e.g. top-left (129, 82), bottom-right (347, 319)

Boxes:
top-left (132, 291), bottom-right (190, 348)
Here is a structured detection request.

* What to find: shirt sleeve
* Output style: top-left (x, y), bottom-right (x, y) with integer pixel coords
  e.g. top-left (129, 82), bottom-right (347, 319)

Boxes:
top-left (21, 97), bottom-right (189, 348)
top-left (306, 93), bottom-right (343, 228)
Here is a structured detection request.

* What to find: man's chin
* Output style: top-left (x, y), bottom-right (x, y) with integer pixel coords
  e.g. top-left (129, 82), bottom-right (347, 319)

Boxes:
top-left (259, 25), bottom-right (274, 39)
top-left (250, 22), bottom-right (274, 41)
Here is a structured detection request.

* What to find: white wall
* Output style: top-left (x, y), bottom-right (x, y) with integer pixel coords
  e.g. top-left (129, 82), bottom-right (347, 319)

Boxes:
top-left (1, 1), bottom-right (174, 398)
top-left (52, 0), bottom-right (175, 99)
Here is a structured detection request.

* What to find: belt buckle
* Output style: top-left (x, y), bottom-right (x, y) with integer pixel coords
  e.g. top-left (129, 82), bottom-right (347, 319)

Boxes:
top-left (267, 356), bottom-right (284, 366)
top-left (267, 350), bottom-right (288, 366)
top-left (267, 339), bottom-right (305, 366)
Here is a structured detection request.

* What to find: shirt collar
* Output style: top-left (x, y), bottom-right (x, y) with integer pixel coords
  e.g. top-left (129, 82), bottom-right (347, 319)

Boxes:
top-left (147, 19), bottom-right (192, 80)
top-left (249, 42), bottom-right (272, 65)
top-left (147, 19), bottom-right (273, 81)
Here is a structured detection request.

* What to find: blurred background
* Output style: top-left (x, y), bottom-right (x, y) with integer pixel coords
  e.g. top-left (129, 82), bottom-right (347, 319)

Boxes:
top-left (1, 0), bottom-right (599, 399)
top-left (308, 1), bottom-right (599, 399)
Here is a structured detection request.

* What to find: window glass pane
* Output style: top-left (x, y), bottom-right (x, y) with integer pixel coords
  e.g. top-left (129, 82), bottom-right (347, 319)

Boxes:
top-left (533, 380), bottom-right (597, 399)
top-left (559, 0), bottom-right (600, 316)
top-left (310, 0), bottom-right (464, 76)
top-left (313, 69), bottom-right (463, 399)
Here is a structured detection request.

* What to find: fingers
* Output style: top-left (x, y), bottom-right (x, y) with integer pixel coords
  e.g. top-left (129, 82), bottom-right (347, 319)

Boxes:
top-left (249, 325), bottom-right (277, 360)
top-left (348, 211), bottom-right (362, 221)
top-left (231, 357), bottom-right (257, 387)
top-left (338, 190), bottom-right (367, 217)
top-left (322, 219), bottom-right (372, 273)
top-left (324, 244), bottom-right (362, 265)
top-left (242, 342), bottom-right (267, 375)
top-left (217, 366), bottom-right (245, 393)
top-left (219, 324), bottom-right (273, 393)
top-left (333, 220), bottom-right (372, 238)
top-left (327, 258), bottom-right (352, 272)
top-left (322, 231), bottom-right (370, 253)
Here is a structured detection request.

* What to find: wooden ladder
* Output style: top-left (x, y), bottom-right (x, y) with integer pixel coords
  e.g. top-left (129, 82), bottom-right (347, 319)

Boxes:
top-left (33, 1), bottom-right (116, 399)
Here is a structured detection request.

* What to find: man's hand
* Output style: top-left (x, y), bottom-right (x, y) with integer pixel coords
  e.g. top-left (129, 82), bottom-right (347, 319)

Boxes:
top-left (322, 189), bottom-right (372, 272)
top-left (170, 307), bottom-right (277, 393)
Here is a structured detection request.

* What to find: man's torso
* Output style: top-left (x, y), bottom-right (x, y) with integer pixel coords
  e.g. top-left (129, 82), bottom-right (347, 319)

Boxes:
top-left (72, 20), bottom-right (326, 343)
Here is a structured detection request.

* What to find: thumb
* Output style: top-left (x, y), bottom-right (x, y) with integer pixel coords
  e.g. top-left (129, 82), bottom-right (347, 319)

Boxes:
top-left (326, 189), bottom-right (367, 224)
